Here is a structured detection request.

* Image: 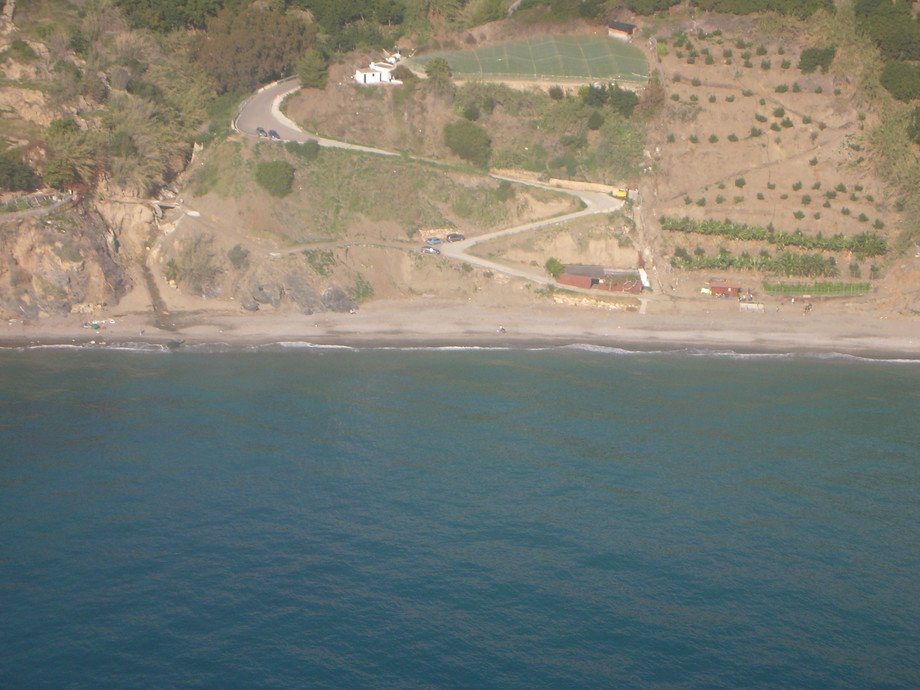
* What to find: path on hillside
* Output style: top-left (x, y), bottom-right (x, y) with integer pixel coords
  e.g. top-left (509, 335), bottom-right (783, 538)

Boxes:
top-left (233, 78), bottom-right (627, 291)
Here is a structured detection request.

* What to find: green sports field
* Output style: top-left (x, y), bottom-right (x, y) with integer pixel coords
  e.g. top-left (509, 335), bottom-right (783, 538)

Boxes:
top-left (407, 35), bottom-right (648, 84)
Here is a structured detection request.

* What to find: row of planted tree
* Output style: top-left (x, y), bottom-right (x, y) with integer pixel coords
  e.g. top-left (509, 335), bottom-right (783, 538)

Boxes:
top-left (671, 247), bottom-right (840, 278)
top-left (659, 216), bottom-right (887, 259)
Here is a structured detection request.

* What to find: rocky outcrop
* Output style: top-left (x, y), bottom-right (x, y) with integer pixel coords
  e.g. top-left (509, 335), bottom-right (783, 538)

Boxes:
top-left (235, 259), bottom-right (356, 315)
top-left (0, 202), bottom-right (130, 318)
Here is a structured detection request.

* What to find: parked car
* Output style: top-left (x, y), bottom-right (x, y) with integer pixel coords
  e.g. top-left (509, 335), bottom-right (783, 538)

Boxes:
top-left (446, 233), bottom-right (465, 242)
top-left (426, 237), bottom-right (443, 245)
top-left (420, 246), bottom-right (440, 255)
top-left (268, 129), bottom-right (281, 141)
top-left (256, 127), bottom-right (267, 138)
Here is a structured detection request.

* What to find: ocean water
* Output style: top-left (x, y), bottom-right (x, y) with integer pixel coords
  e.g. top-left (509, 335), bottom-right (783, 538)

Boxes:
top-left (1, 347), bottom-right (918, 688)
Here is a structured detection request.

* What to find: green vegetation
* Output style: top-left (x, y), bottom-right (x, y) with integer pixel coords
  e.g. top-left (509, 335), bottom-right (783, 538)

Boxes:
top-left (285, 140), bottom-right (321, 161)
top-left (443, 120), bottom-right (492, 168)
top-left (0, 154), bottom-right (40, 192)
top-left (303, 249), bottom-right (337, 276)
top-left (545, 257), bottom-right (564, 278)
top-left (192, 5), bottom-right (315, 94)
top-left (692, 0), bottom-right (832, 18)
top-left (347, 273), bottom-right (374, 303)
top-left (408, 35), bottom-right (648, 83)
top-left (879, 62), bottom-right (920, 102)
top-left (763, 281), bottom-right (870, 295)
top-left (798, 47), bottom-right (836, 73)
top-left (227, 244), bottom-right (250, 270)
top-left (660, 216), bottom-right (888, 257)
top-left (672, 246), bottom-right (839, 277)
top-left (296, 49), bottom-right (329, 90)
top-left (169, 233), bottom-right (223, 293)
top-left (255, 161), bottom-right (295, 197)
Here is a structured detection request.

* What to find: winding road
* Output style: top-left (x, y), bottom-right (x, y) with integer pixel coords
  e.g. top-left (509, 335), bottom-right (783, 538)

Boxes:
top-left (233, 78), bottom-right (628, 290)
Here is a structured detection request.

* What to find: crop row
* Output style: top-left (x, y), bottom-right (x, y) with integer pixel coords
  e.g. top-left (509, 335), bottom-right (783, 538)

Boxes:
top-left (672, 247), bottom-right (839, 277)
top-left (660, 216), bottom-right (887, 257)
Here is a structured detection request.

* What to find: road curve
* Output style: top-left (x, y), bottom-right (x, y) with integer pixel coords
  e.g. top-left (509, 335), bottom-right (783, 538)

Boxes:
top-left (233, 78), bottom-right (626, 287)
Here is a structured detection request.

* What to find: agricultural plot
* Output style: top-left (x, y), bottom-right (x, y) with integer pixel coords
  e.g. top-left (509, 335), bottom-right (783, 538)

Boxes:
top-left (408, 35), bottom-right (648, 84)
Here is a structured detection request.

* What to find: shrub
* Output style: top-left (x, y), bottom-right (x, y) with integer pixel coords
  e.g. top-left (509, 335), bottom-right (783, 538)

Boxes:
top-left (813, 212), bottom-right (821, 219)
top-left (802, 115), bottom-right (812, 124)
top-left (781, 59), bottom-right (791, 69)
top-left (696, 197), bottom-right (706, 206)
top-left (757, 192), bottom-right (765, 200)
top-left (463, 104), bottom-right (481, 121)
top-left (781, 118), bottom-right (794, 128)
top-left (802, 194), bottom-right (811, 205)
top-left (873, 219), bottom-right (884, 229)
top-left (545, 257), bottom-right (564, 278)
top-left (716, 195), bottom-right (725, 204)
top-left (812, 182), bottom-right (821, 190)
top-left (285, 139), bottom-right (320, 161)
top-left (728, 133), bottom-right (739, 142)
top-left (587, 110), bottom-right (605, 130)
top-left (0, 155), bottom-right (40, 192)
top-left (767, 182), bottom-right (776, 190)
top-left (755, 113), bottom-right (768, 122)
top-left (775, 84), bottom-right (789, 93)
top-left (814, 86), bottom-right (823, 93)
top-left (858, 213), bottom-right (869, 222)
top-left (709, 94), bottom-right (717, 103)
top-left (761, 59), bottom-right (771, 70)
top-left (770, 122), bottom-right (781, 131)
top-left (735, 177), bottom-right (746, 188)
top-left (743, 60), bottom-right (753, 68)
top-left (667, 133), bottom-right (676, 143)
top-left (689, 134), bottom-right (699, 143)
top-left (690, 94), bottom-right (699, 102)
top-left (725, 95), bottom-right (735, 102)
top-left (841, 207), bottom-right (850, 215)
top-left (742, 89), bottom-right (753, 96)
top-left (792, 181), bottom-right (803, 191)
top-left (773, 107), bottom-right (785, 117)
top-left (809, 157), bottom-right (818, 166)
top-left (792, 82), bottom-right (801, 93)
top-left (548, 85), bottom-right (564, 100)
top-left (255, 160), bottom-right (295, 196)
top-left (670, 93), bottom-right (680, 101)
top-left (793, 210), bottom-right (805, 219)
top-left (733, 195), bottom-right (744, 203)
top-left (443, 120), bottom-right (491, 167)
top-left (684, 195), bottom-right (692, 204)
top-left (835, 183), bottom-right (846, 192)
top-left (691, 77), bottom-right (701, 86)
top-left (880, 61), bottom-right (920, 102)
top-left (798, 47), bottom-right (836, 73)
top-left (709, 134), bottom-right (718, 143)
top-left (228, 244), bottom-right (250, 269)
top-left (705, 54), bottom-right (715, 65)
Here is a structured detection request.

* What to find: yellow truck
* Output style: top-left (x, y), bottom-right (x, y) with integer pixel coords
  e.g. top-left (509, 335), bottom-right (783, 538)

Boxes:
top-left (611, 188), bottom-right (629, 200)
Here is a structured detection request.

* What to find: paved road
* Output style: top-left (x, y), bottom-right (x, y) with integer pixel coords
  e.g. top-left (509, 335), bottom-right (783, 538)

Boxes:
top-left (233, 78), bottom-right (626, 289)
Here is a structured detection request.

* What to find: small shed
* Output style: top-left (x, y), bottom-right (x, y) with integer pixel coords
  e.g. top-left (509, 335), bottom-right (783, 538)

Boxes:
top-left (354, 69), bottom-right (383, 85)
top-left (608, 21), bottom-right (637, 41)
top-left (708, 279), bottom-right (742, 297)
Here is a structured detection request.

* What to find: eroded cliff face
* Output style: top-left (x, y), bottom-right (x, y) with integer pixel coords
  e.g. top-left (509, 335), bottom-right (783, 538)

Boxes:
top-left (0, 202), bottom-right (132, 319)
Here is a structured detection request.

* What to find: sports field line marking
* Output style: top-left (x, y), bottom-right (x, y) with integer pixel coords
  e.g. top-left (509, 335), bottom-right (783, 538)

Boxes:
top-left (576, 39), bottom-right (592, 80)
top-left (474, 47), bottom-right (484, 77)
top-left (526, 36), bottom-right (537, 78)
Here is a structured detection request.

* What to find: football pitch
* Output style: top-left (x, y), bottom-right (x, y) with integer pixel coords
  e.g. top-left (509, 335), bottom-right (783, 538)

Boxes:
top-left (407, 35), bottom-right (648, 83)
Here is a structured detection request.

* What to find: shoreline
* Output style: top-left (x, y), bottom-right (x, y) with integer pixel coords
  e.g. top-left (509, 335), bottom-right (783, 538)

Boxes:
top-left (2, 300), bottom-right (918, 360)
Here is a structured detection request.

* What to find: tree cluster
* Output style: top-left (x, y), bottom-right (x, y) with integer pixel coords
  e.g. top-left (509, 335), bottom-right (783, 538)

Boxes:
top-left (443, 120), bottom-right (492, 168)
top-left (691, 0), bottom-right (832, 18)
top-left (193, 5), bottom-right (316, 94)
top-left (579, 83), bottom-right (639, 118)
top-left (797, 47), bottom-right (835, 73)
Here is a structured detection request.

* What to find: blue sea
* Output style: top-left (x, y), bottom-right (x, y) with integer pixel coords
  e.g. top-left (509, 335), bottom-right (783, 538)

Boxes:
top-left (1, 346), bottom-right (918, 688)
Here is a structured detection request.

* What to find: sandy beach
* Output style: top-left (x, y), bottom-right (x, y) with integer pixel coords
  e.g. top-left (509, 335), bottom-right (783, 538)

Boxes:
top-left (3, 295), bottom-right (918, 359)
